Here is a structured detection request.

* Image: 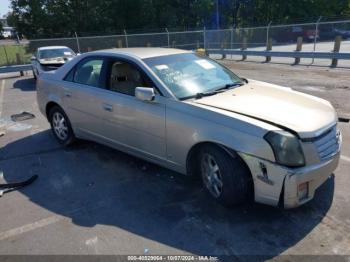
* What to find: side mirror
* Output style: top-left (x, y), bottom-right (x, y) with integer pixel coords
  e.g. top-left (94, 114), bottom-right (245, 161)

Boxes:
top-left (135, 87), bottom-right (155, 102)
top-left (30, 56), bottom-right (36, 61)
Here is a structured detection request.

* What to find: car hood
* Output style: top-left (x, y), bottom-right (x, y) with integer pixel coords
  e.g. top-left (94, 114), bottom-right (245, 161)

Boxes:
top-left (192, 80), bottom-right (337, 138)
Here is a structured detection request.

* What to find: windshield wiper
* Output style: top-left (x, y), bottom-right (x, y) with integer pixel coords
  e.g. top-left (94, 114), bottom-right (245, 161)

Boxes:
top-left (193, 82), bottom-right (244, 99)
top-left (215, 82), bottom-right (244, 92)
top-left (180, 90), bottom-right (225, 100)
top-left (180, 82), bottom-right (245, 101)
top-left (194, 90), bottom-right (226, 99)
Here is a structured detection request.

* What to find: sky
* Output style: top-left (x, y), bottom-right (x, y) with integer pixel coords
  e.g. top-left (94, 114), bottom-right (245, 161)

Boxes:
top-left (0, 0), bottom-right (11, 17)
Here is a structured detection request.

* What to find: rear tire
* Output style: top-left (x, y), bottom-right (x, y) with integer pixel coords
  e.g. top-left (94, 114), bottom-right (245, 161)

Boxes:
top-left (199, 145), bottom-right (252, 207)
top-left (48, 106), bottom-right (75, 146)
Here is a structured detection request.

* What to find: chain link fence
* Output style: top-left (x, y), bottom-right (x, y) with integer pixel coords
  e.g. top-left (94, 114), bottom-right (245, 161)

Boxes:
top-left (1, 19), bottom-right (350, 67)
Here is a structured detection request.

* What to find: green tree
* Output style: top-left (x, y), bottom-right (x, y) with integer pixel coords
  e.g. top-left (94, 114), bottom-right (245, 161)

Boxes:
top-left (8, 0), bottom-right (350, 38)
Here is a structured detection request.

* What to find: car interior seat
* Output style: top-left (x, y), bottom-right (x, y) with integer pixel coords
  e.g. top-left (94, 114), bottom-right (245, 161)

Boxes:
top-left (110, 62), bottom-right (144, 95)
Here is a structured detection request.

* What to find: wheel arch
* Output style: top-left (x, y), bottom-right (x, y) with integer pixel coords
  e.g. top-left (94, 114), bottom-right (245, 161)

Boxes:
top-left (186, 141), bottom-right (255, 203)
top-left (45, 101), bottom-right (76, 145)
top-left (45, 101), bottom-right (62, 119)
top-left (186, 141), bottom-right (251, 177)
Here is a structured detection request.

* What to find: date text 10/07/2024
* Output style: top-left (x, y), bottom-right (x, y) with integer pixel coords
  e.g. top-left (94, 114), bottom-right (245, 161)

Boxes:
top-left (127, 255), bottom-right (219, 261)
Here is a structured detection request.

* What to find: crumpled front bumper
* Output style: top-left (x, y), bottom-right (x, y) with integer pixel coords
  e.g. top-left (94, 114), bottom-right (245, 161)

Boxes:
top-left (283, 152), bottom-right (340, 208)
top-left (238, 151), bottom-right (340, 209)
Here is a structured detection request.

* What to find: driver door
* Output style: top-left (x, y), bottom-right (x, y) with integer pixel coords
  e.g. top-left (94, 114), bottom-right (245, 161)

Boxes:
top-left (99, 58), bottom-right (167, 161)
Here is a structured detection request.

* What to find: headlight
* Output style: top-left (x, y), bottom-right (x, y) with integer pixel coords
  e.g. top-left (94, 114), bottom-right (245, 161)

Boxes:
top-left (264, 130), bottom-right (305, 167)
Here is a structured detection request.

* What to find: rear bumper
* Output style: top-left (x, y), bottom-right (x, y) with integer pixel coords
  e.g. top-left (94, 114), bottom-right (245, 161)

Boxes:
top-left (283, 152), bottom-right (339, 208)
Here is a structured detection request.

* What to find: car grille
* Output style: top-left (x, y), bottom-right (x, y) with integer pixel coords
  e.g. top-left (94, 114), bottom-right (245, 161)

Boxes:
top-left (312, 126), bottom-right (340, 161)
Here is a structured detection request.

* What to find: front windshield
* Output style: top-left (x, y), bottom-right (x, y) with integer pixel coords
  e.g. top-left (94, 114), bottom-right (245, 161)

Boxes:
top-left (39, 48), bottom-right (75, 59)
top-left (143, 53), bottom-right (243, 99)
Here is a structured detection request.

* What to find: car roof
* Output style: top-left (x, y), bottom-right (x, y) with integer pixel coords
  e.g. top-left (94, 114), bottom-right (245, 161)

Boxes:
top-left (91, 48), bottom-right (192, 59)
top-left (38, 46), bottom-right (71, 51)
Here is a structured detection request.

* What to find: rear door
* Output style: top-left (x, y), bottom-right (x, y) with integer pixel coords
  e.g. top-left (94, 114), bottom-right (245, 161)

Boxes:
top-left (61, 56), bottom-right (109, 138)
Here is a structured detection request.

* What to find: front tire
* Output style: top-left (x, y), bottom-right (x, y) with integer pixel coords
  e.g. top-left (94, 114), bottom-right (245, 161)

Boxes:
top-left (49, 106), bottom-right (75, 146)
top-left (199, 145), bottom-right (253, 207)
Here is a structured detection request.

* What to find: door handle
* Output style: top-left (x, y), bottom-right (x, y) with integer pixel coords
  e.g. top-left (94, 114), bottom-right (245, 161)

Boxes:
top-left (103, 104), bottom-right (113, 112)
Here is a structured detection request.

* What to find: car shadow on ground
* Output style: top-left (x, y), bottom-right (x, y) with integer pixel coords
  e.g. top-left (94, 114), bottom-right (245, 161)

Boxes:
top-left (0, 130), bottom-right (335, 257)
top-left (12, 77), bottom-right (36, 91)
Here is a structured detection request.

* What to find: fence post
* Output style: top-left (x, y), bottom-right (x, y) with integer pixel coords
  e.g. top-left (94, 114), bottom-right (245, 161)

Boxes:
top-left (165, 28), bottom-right (170, 48)
top-left (221, 42), bottom-right (226, 59)
top-left (265, 21), bottom-right (273, 62)
top-left (124, 29), bottom-right (128, 48)
top-left (16, 33), bottom-right (20, 44)
top-left (16, 53), bottom-right (24, 76)
top-left (241, 35), bottom-right (247, 60)
top-left (294, 36), bottom-right (303, 65)
top-left (266, 21), bottom-right (272, 50)
top-left (2, 46), bottom-right (9, 65)
top-left (312, 16), bottom-right (322, 64)
top-left (74, 32), bottom-right (81, 53)
top-left (331, 35), bottom-right (342, 67)
top-left (265, 38), bottom-right (272, 62)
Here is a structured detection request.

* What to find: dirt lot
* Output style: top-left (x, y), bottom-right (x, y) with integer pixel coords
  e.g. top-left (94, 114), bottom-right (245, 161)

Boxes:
top-left (0, 61), bottom-right (350, 259)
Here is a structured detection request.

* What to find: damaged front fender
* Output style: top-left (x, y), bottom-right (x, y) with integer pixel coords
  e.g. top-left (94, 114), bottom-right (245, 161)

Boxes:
top-left (238, 152), bottom-right (287, 207)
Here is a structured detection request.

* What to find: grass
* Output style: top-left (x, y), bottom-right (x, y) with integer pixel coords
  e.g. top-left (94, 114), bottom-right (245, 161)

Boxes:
top-left (0, 45), bottom-right (32, 67)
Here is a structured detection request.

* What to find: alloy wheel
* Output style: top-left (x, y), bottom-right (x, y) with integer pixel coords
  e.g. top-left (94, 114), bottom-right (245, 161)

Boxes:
top-left (52, 111), bottom-right (68, 141)
top-left (201, 153), bottom-right (224, 198)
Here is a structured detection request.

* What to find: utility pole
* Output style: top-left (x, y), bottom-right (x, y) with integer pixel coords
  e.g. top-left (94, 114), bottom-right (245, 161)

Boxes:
top-left (216, 0), bottom-right (220, 29)
top-left (74, 32), bottom-right (81, 54)
top-left (124, 29), bottom-right (128, 48)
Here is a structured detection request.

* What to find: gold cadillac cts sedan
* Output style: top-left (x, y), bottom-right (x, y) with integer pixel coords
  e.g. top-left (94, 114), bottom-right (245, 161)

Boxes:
top-left (36, 48), bottom-right (342, 208)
